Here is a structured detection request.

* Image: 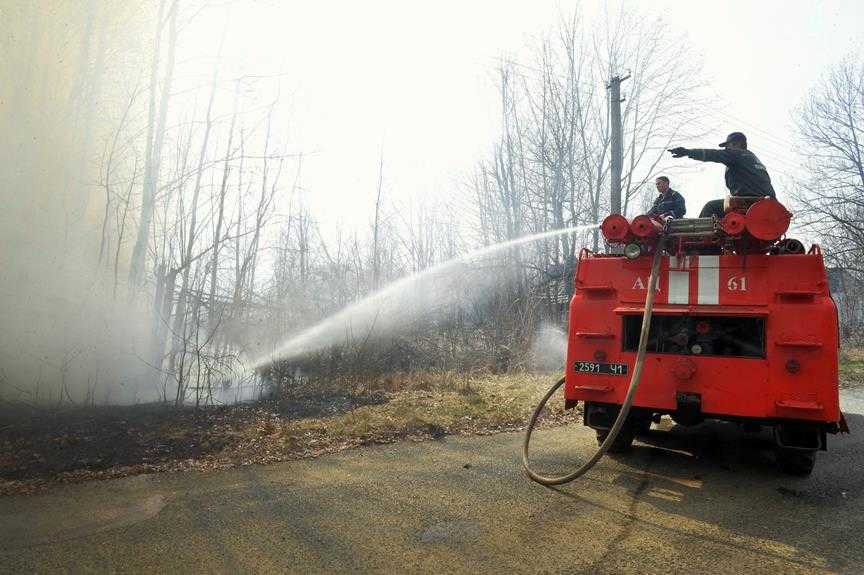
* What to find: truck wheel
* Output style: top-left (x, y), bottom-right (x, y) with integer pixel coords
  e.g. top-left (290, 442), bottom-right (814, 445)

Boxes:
top-left (596, 423), bottom-right (635, 453)
top-left (633, 416), bottom-right (652, 436)
top-left (776, 448), bottom-right (816, 476)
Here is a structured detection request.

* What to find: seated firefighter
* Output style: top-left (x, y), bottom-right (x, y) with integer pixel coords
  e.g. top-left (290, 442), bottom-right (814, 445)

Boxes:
top-left (647, 175), bottom-right (686, 219)
top-left (668, 132), bottom-right (775, 219)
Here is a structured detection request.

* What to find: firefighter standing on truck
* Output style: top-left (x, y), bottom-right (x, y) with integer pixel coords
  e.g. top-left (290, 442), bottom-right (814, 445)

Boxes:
top-left (668, 131), bottom-right (775, 219)
top-left (647, 175), bottom-right (686, 219)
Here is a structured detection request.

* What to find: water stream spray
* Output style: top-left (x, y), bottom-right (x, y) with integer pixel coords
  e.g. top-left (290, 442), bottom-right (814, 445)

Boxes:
top-left (249, 224), bottom-right (598, 369)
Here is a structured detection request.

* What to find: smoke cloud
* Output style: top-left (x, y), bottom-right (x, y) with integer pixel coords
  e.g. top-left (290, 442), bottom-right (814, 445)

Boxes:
top-left (530, 323), bottom-right (569, 372)
top-left (0, 4), bottom-right (154, 405)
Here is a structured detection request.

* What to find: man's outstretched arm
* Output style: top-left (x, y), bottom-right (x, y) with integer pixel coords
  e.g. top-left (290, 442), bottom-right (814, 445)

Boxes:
top-left (669, 147), bottom-right (736, 165)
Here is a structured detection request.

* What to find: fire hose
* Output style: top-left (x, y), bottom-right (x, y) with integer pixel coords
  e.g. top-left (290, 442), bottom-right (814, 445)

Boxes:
top-left (522, 242), bottom-right (664, 485)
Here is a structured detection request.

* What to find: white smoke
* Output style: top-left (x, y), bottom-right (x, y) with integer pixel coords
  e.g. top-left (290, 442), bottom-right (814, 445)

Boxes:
top-left (0, 5), bottom-right (155, 405)
top-left (530, 323), bottom-right (569, 372)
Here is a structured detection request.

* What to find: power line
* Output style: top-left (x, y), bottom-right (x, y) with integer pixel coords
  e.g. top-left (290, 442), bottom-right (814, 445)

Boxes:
top-left (479, 55), bottom-right (602, 93)
top-left (686, 115), bottom-right (796, 156)
top-left (711, 108), bottom-right (797, 150)
top-left (481, 56), bottom-right (807, 183)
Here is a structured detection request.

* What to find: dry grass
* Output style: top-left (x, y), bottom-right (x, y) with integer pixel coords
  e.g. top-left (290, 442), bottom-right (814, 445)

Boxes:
top-left (287, 371), bottom-right (575, 442)
top-left (1, 372), bottom-right (576, 496)
top-left (839, 347), bottom-right (864, 389)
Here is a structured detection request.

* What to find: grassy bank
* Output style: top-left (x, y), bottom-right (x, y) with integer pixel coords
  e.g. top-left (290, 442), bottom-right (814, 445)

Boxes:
top-left (8, 346), bottom-right (859, 497)
top-left (840, 347), bottom-right (864, 389)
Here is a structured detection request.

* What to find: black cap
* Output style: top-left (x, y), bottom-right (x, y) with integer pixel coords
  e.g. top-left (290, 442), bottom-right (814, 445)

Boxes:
top-left (719, 132), bottom-right (747, 147)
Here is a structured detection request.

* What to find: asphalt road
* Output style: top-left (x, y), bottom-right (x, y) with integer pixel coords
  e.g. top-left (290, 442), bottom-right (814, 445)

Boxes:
top-left (2, 391), bottom-right (863, 574)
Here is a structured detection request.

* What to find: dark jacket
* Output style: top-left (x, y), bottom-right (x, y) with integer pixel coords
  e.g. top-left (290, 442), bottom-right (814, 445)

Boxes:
top-left (684, 148), bottom-right (775, 198)
top-left (648, 188), bottom-right (686, 218)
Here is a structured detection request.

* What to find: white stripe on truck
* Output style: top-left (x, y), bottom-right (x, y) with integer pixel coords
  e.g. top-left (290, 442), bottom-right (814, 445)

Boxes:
top-left (697, 255), bottom-right (720, 304)
top-left (668, 271), bottom-right (690, 304)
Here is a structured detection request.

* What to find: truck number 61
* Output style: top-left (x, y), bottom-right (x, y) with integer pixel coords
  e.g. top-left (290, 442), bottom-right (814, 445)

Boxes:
top-left (727, 275), bottom-right (748, 291)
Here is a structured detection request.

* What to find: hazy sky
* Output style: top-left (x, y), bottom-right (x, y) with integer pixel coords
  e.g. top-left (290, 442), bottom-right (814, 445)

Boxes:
top-left (183, 0), bottom-right (864, 236)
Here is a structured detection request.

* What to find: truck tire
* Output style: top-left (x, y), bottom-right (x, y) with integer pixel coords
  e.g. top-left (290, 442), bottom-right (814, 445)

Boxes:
top-left (633, 415), bottom-right (653, 436)
top-left (776, 448), bottom-right (816, 476)
top-left (596, 423), bottom-right (635, 453)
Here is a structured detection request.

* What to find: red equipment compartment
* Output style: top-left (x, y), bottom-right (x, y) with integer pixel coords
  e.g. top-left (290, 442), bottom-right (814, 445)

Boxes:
top-left (565, 249), bottom-right (840, 424)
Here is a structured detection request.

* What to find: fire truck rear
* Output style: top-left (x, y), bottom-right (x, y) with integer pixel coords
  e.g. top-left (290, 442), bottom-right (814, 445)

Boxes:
top-left (566, 198), bottom-right (848, 475)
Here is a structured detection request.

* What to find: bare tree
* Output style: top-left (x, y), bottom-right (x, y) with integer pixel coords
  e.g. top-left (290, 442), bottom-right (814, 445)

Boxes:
top-left (372, 147), bottom-right (385, 290)
top-left (471, 6), bottom-right (707, 326)
top-left (129, 0), bottom-right (179, 289)
top-left (793, 58), bottom-right (864, 276)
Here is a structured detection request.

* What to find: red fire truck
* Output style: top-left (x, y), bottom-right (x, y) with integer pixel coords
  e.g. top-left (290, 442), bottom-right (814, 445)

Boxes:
top-left (565, 198), bottom-right (848, 475)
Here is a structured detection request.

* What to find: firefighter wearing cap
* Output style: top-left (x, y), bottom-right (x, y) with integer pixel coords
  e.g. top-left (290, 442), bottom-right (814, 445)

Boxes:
top-left (668, 132), bottom-right (775, 219)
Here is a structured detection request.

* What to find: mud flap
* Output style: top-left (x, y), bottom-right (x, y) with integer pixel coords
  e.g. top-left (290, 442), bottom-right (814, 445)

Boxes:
top-left (675, 392), bottom-right (702, 426)
top-left (774, 422), bottom-right (824, 450)
top-left (839, 412), bottom-right (850, 434)
top-left (584, 402), bottom-right (617, 430)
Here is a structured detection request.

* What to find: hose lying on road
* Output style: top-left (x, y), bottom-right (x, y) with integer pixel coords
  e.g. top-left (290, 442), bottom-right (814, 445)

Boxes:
top-left (521, 243), bottom-right (664, 485)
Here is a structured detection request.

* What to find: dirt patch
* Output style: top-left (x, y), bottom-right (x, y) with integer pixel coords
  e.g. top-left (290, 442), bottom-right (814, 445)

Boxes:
top-left (0, 373), bottom-right (573, 496)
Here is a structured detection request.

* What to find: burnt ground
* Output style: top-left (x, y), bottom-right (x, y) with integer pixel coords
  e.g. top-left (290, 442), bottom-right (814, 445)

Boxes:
top-left (0, 373), bottom-right (569, 496)
top-left (0, 394), bottom-right (388, 494)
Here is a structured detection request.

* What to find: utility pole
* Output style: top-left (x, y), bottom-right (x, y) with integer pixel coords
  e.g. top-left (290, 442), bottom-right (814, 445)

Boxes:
top-left (608, 74), bottom-right (630, 215)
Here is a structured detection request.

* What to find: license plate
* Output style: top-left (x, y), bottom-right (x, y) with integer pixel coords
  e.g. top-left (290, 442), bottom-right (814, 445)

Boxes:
top-left (573, 361), bottom-right (628, 376)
